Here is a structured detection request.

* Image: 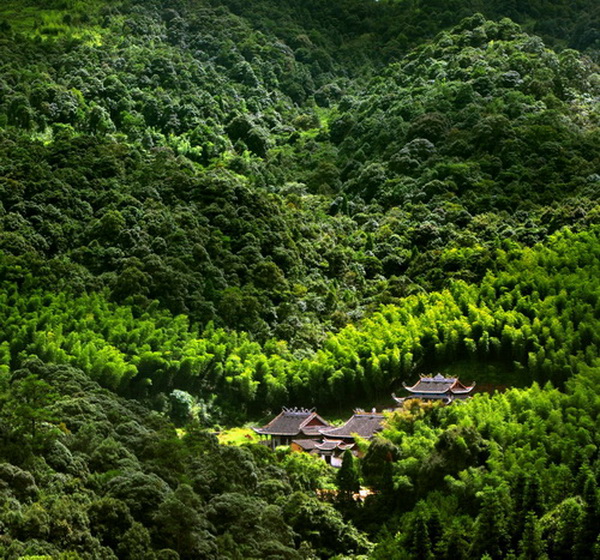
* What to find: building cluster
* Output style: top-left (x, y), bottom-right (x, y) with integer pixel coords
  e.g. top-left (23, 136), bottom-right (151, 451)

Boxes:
top-left (253, 374), bottom-right (475, 467)
top-left (254, 407), bottom-right (383, 467)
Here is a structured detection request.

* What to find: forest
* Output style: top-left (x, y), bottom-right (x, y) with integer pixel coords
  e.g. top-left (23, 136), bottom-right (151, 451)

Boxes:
top-left (0, 0), bottom-right (599, 557)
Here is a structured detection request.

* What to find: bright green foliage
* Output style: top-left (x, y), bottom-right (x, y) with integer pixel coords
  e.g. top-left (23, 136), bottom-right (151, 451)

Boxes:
top-left (0, 226), bottom-right (600, 419)
top-left (357, 366), bottom-right (600, 558)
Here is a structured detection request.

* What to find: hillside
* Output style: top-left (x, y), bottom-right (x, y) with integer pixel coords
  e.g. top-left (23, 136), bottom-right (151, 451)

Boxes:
top-left (0, 0), bottom-right (599, 558)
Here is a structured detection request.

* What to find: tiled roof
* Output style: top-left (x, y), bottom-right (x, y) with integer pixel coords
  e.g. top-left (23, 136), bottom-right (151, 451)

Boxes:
top-left (315, 439), bottom-right (343, 451)
top-left (254, 408), bottom-right (330, 436)
top-left (292, 439), bottom-right (320, 451)
top-left (319, 413), bottom-right (385, 440)
top-left (301, 425), bottom-right (326, 436)
top-left (403, 373), bottom-right (475, 395)
top-left (315, 439), bottom-right (354, 451)
top-left (450, 382), bottom-right (475, 394)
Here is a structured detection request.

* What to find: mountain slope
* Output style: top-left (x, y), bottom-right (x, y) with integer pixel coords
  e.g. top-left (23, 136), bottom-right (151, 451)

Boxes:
top-left (0, 6), bottom-right (598, 344)
top-left (0, 1), bottom-right (599, 558)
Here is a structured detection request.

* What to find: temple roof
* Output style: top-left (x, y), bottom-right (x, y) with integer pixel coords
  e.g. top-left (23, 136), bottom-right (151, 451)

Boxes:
top-left (401, 373), bottom-right (475, 395)
top-left (254, 407), bottom-right (330, 436)
top-left (319, 411), bottom-right (385, 440)
top-left (300, 425), bottom-right (326, 436)
top-left (292, 439), bottom-right (321, 451)
top-left (315, 439), bottom-right (355, 452)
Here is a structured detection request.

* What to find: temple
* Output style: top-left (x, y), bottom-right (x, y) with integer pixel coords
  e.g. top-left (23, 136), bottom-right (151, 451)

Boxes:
top-left (253, 407), bottom-right (330, 449)
top-left (255, 408), bottom-right (385, 466)
top-left (393, 373), bottom-right (475, 404)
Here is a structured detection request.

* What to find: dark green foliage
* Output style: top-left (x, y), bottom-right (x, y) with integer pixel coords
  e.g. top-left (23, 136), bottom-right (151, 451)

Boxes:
top-left (88, 497), bottom-right (134, 550)
top-left (471, 488), bottom-right (512, 559)
top-left (0, 362), bottom-right (361, 559)
top-left (3, 373), bottom-right (57, 438)
top-left (361, 439), bottom-right (400, 493)
top-left (282, 491), bottom-right (370, 557)
top-left (336, 450), bottom-right (361, 496)
top-left (517, 512), bottom-right (547, 560)
top-left (0, 0), bottom-right (598, 352)
top-left (152, 485), bottom-right (216, 560)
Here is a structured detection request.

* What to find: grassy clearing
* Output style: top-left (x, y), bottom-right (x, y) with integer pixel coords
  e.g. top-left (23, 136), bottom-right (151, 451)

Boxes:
top-left (218, 426), bottom-right (261, 445)
top-left (0, 0), bottom-right (109, 43)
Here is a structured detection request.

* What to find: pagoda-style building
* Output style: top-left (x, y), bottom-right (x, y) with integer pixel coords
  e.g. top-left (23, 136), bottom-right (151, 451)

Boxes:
top-left (394, 373), bottom-right (475, 405)
top-left (253, 407), bottom-right (330, 449)
top-left (319, 410), bottom-right (385, 442)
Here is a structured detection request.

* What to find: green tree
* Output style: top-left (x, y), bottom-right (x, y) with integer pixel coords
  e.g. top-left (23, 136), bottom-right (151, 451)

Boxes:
top-left (1, 372), bottom-right (58, 444)
top-left (470, 488), bottom-right (512, 559)
top-left (337, 450), bottom-right (361, 497)
top-left (406, 505), bottom-right (435, 560)
top-left (117, 522), bottom-right (157, 560)
top-left (152, 485), bottom-right (216, 560)
top-left (518, 512), bottom-right (547, 560)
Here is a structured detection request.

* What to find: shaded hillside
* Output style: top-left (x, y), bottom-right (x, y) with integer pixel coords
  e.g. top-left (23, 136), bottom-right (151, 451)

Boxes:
top-left (0, 9), bottom-right (598, 344)
top-left (0, 360), bottom-right (368, 559)
top-left (213, 0), bottom-right (600, 65)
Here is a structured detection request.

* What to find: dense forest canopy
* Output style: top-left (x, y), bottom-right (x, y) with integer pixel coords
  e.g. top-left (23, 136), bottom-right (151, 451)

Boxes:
top-left (0, 0), bottom-right (599, 557)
